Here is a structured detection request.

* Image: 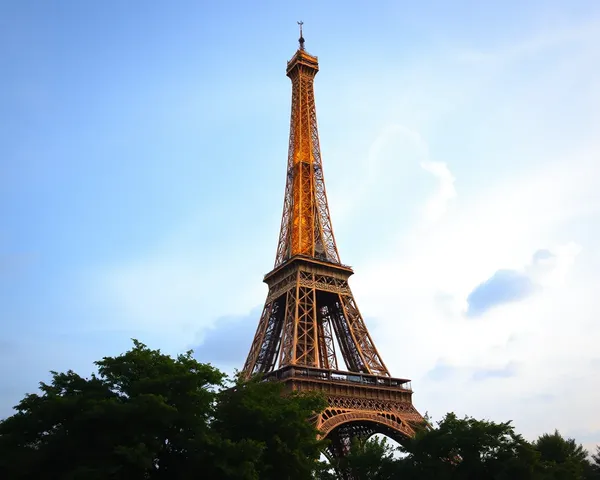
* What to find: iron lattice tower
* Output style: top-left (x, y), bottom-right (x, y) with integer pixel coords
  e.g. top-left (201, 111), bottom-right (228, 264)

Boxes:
top-left (242, 29), bottom-right (425, 461)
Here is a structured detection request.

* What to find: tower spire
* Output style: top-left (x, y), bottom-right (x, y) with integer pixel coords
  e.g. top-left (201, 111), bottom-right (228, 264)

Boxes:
top-left (297, 20), bottom-right (305, 50)
top-left (274, 30), bottom-right (340, 268)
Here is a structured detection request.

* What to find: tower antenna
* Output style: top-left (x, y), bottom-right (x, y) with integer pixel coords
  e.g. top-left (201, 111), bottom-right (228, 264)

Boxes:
top-left (297, 20), bottom-right (305, 50)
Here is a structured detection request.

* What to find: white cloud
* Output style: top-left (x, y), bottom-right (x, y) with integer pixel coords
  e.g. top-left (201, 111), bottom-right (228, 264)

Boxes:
top-left (527, 242), bottom-right (582, 288)
top-left (346, 132), bottom-right (600, 445)
top-left (321, 17), bottom-right (600, 439)
top-left (419, 159), bottom-right (456, 224)
top-left (361, 123), bottom-right (458, 225)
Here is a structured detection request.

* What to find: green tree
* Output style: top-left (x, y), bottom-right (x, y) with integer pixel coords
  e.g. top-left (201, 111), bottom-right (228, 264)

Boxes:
top-left (213, 374), bottom-right (327, 480)
top-left (1, 341), bottom-right (208, 478)
top-left (319, 436), bottom-right (400, 480)
top-left (590, 445), bottom-right (600, 478)
top-left (317, 413), bottom-right (544, 479)
top-left (398, 412), bottom-right (540, 479)
top-left (0, 341), bottom-right (325, 479)
top-left (534, 430), bottom-right (592, 480)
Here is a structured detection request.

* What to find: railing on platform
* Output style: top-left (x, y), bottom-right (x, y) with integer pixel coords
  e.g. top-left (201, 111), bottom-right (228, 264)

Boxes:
top-left (264, 365), bottom-right (412, 392)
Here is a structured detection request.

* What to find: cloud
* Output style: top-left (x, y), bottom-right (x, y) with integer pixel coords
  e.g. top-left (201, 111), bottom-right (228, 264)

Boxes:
top-left (529, 243), bottom-right (582, 288)
top-left (426, 361), bottom-right (518, 383)
top-left (419, 159), bottom-right (456, 223)
top-left (193, 307), bottom-right (261, 372)
top-left (466, 270), bottom-right (535, 317)
top-left (526, 394), bottom-right (555, 404)
top-left (466, 244), bottom-right (581, 317)
top-left (331, 124), bottom-right (456, 232)
top-left (472, 362), bottom-right (517, 381)
top-left (345, 130), bottom-right (600, 445)
top-left (426, 361), bottom-right (457, 382)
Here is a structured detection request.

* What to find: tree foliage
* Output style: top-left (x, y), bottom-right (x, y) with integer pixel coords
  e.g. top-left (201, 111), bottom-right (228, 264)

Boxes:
top-left (319, 414), bottom-right (597, 480)
top-left (534, 430), bottom-right (594, 480)
top-left (591, 445), bottom-right (600, 478)
top-left (0, 340), bottom-right (325, 480)
top-left (397, 412), bottom-right (540, 479)
top-left (1, 341), bottom-right (597, 480)
top-left (320, 436), bottom-right (399, 480)
top-left (212, 375), bottom-right (327, 480)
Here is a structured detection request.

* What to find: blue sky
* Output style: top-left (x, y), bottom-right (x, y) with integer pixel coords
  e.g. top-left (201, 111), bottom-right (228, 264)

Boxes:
top-left (2, 0), bottom-right (600, 451)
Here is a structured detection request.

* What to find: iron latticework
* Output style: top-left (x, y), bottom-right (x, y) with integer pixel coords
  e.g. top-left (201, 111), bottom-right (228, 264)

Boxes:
top-left (274, 42), bottom-right (340, 268)
top-left (241, 29), bottom-right (425, 467)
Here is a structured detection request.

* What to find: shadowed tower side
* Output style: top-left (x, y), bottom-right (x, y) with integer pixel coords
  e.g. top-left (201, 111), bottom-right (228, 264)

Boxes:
top-left (241, 26), bottom-right (425, 464)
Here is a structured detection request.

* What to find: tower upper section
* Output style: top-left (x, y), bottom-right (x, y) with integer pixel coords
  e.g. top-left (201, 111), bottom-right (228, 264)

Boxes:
top-left (274, 38), bottom-right (341, 268)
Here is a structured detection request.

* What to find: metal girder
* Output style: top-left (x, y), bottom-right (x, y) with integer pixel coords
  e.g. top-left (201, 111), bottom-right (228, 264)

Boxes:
top-left (242, 262), bottom-right (390, 377)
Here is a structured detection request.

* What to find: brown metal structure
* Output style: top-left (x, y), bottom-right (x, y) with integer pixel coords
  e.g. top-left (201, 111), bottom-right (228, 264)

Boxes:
top-left (242, 28), bottom-right (425, 461)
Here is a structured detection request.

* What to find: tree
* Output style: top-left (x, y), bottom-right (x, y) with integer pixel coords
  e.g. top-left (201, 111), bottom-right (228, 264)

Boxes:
top-left (591, 445), bottom-right (600, 478)
top-left (0, 340), bottom-right (257, 479)
top-left (0, 341), bottom-right (325, 479)
top-left (534, 430), bottom-right (593, 479)
top-left (316, 413), bottom-right (543, 479)
top-left (3, 340), bottom-right (597, 480)
top-left (319, 436), bottom-right (400, 480)
top-left (213, 374), bottom-right (327, 480)
top-left (397, 412), bottom-right (541, 479)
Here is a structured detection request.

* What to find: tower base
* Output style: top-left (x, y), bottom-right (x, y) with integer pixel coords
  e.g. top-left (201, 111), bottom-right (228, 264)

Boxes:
top-left (265, 366), bottom-right (425, 457)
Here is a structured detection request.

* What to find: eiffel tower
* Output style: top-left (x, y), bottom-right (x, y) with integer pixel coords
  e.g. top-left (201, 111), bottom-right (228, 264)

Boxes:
top-left (242, 26), bottom-right (425, 459)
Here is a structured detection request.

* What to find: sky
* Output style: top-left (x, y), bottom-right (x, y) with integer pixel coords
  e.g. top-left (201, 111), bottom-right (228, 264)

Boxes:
top-left (2, 0), bottom-right (600, 452)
